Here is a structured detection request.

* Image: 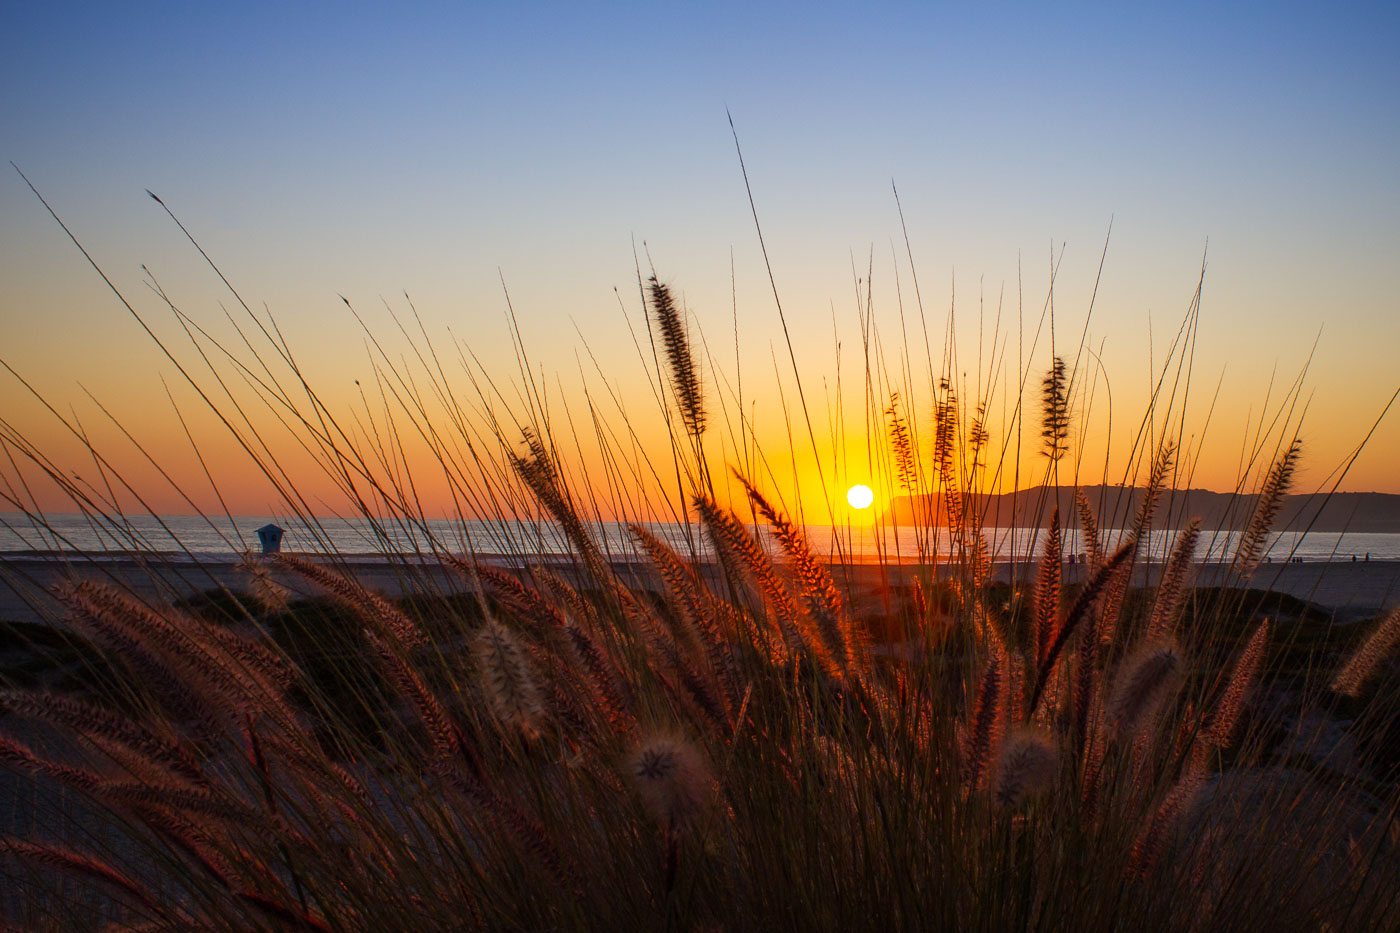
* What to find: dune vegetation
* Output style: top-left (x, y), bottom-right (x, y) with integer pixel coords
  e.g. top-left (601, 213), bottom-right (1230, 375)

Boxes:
top-left (2, 190), bottom-right (1399, 932)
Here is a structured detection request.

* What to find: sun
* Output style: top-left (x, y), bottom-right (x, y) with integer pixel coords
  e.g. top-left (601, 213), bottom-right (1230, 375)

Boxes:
top-left (846, 484), bottom-right (875, 510)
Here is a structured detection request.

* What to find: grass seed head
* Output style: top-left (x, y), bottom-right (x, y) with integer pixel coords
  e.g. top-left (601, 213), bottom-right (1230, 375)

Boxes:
top-left (1109, 642), bottom-right (1184, 740)
top-left (995, 728), bottom-right (1059, 809)
top-left (1332, 605), bottom-right (1400, 698)
top-left (628, 734), bottom-right (714, 834)
top-left (473, 619), bottom-right (545, 737)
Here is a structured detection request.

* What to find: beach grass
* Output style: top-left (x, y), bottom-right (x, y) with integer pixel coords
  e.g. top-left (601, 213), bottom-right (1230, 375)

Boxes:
top-left (2, 186), bottom-right (1399, 931)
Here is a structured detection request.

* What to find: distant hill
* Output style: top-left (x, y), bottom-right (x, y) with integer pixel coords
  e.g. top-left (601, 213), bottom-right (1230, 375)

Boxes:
top-left (880, 487), bottom-right (1400, 533)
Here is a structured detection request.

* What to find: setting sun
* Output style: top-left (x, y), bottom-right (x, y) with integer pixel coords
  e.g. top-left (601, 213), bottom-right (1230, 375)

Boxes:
top-left (846, 484), bottom-right (874, 510)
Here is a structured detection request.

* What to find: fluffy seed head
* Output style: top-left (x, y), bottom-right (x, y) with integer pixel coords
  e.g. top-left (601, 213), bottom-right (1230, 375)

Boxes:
top-left (694, 495), bottom-right (804, 664)
top-left (1235, 439), bottom-right (1302, 576)
top-left (647, 276), bottom-right (706, 438)
top-left (1033, 508), bottom-right (1063, 671)
top-left (735, 471), bottom-right (851, 671)
top-left (0, 838), bottom-right (164, 918)
top-left (1128, 771), bottom-right (1206, 879)
top-left (886, 392), bottom-right (917, 492)
top-left (934, 379), bottom-right (959, 479)
top-left (1131, 443), bottom-right (1176, 540)
top-left (1108, 642), bottom-right (1183, 739)
top-left (1332, 605), bottom-right (1400, 698)
top-left (473, 619), bottom-right (545, 737)
top-left (1040, 357), bottom-right (1069, 461)
top-left (1076, 489), bottom-right (1104, 569)
top-left (628, 735), bottom-right (714, 833)
top-left (994, 729), bottom-right (1059, 809)
top-left (1147, 519), bottom-right (1201, 642)
top-left (1206, 619), bottom-right (1270, 747)
top-left (274, 553), bottom-right (424, 649)
top-left (961, 647), bottom-right (1008, 791)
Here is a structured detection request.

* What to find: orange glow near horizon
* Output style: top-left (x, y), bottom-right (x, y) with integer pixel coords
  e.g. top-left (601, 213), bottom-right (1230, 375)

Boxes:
top-left (4, 230), bottom-right (1400, 522)
top-left (7, 344), bottom-right (1399, 524)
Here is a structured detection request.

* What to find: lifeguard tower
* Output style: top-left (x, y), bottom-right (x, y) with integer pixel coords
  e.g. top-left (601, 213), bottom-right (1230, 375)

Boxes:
top-left (255, 523), bottom-right (285, 554)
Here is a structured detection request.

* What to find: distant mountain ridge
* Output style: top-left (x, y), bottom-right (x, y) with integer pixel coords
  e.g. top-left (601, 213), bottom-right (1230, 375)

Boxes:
top-left (880, 487), bottom-right (1400, 533)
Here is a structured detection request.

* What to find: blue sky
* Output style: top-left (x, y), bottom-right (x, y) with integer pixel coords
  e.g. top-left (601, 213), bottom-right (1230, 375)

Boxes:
top-left (3, 1), bottom-right (1399, 510)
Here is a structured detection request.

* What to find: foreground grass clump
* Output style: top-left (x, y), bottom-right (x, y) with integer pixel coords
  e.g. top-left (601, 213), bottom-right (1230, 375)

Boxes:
top-left (4, 479), bottom-right (1399, 931)
top-left (2, 234), bottom-right (1399, 930)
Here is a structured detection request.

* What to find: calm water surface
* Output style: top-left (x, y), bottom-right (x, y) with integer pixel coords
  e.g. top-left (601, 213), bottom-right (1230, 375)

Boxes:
top-left (4, 514), bottom-right (1398, 564)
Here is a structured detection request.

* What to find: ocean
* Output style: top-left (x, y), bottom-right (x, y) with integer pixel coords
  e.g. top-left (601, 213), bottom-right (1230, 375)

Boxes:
top-left (4, 513), bottom-right (1399, 564)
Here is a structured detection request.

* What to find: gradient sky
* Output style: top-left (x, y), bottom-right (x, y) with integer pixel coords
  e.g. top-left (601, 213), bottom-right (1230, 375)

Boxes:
top-left (3, 2), bottom-right (1399, 520)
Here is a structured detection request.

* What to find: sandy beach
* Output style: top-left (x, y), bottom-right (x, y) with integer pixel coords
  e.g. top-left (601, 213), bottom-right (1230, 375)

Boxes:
top-left (4, 550), bottom-right (1398, 627)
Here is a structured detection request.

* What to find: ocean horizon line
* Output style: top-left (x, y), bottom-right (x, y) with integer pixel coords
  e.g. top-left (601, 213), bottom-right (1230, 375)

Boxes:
top-left (5, 513), bottom-right (1400, 564)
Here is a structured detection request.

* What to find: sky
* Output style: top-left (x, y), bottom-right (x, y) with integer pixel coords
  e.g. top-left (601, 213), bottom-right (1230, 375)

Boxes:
top-left (2, 1), bottom-right (1399, 523)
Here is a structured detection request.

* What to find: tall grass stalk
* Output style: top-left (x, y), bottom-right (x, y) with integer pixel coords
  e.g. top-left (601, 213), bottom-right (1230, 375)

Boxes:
top-left (1, 179), bottom-right (1398, 931)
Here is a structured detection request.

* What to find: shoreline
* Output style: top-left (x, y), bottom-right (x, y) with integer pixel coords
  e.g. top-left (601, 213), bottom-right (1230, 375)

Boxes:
top-left (2, 546), bottom-right (1394, 565)
top-left (4, 551), bottom-right (1400, 626)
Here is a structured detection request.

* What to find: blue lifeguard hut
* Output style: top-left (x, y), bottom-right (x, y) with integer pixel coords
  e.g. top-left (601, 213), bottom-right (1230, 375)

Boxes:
top-left (256, 523), bottom-right (285, 554)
